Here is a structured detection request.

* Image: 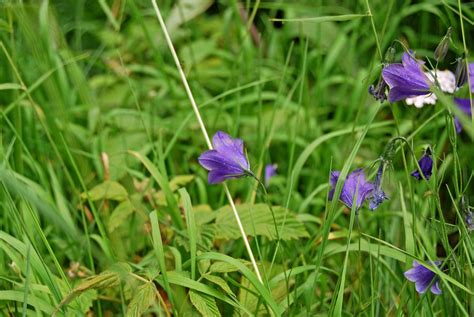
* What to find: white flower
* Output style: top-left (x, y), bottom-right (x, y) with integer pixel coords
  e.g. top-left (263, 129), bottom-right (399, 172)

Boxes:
top-left (405, 70), bottom-right (455, 108)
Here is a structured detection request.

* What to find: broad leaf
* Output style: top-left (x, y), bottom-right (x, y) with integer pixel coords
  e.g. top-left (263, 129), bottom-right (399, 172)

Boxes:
top-left (214, 204), bottom-right (309, 241)
top-left (127, 282), bottom-right (157, 317)
top-left (189, 290), bottom-right (221, 317)
top-left (108, 200), bottom-right (135, 232)
top-left (81, 181), bottom-right (128, 201)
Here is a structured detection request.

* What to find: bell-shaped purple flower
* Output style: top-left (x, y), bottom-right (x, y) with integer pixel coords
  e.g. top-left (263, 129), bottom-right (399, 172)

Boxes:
top-left (453, 98), bottom-right (472, 133)
top-left (382, 51), bottom-right (431, 103)
top-left (264, 164), bottom-right (277, 187)
top-left (404, 261), bottom-right (442, 295)
top-left (411, 148), bottom-right (433, 181)
top-left (198, 131), bottom-right (250, 184)
top-left (329, 169), bottom-right (374, 211)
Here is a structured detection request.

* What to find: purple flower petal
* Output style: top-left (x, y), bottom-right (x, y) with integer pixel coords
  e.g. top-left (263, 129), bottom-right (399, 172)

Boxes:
top-left (453, 98), bottom-right (472, 134)
top-left (212, 131), bottom-right (249, 170)
top-left (411, 149), bottom-right (433, 181)
top-left (208, 170), bottom-right (239, 184)
top-left (328, 171), bottom-right (340, 201)
top-left (329, 169), bottom-right (374, 210)
top-left (404, 260), bottom-right (442, 295)
top-left (382, 51), bottom-right (431, 103)
top-left (431, 281), bottom-right (442, 295)
top-left (388, 87), bottom-right (430, 103)
top-left (264, 164), bottom-right (277, 187)
top-left (198, 150), bottom-right (243, 174)
top-left (198, 131), bottom-right (251, 184)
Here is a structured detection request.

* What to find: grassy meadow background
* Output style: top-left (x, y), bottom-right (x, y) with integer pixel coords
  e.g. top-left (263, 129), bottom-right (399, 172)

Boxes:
top-left (1, 0), bottom-right (473, 315)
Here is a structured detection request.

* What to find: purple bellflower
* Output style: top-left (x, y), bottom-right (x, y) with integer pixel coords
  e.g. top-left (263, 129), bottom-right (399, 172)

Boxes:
top-left (264, 164), bottom-right (277, 187)
top-left (411, 148), bottom-right (433, 181)
top-left (198, 131), bottom-right (251, 184)
top-left (329, 169), bottom-right (374, 212)
top-left (404, 261), bottom-right (442, 295)
top-left (382, 51), bottom-right (431, 103)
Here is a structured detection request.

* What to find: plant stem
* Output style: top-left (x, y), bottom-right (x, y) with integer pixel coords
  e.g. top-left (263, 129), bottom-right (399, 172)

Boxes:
top-left (150, 0), bottom-right (263, 284)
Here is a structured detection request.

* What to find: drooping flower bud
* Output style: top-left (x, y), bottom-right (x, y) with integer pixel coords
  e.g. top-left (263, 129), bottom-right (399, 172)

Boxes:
top-left (454, 55), bottom-right (468, 88)
top-left (434, 27), bottom-right (452, 62)
top-left (384, 46), bottom-right (396, 65)
top-left (411, 147), bottom-right (433, 181)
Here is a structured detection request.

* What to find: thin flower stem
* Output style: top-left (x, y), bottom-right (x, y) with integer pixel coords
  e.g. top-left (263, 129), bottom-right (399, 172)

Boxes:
top-left (150, 0), bottom-right (263, 284)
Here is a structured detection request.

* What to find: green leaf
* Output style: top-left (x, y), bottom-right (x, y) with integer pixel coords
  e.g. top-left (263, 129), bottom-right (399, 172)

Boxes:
top-left (202, 274), bottom-right (235, 298)
top-left (209, 260), bottom-right (248, 273)
top-left (81, 181), bottom-right (128, 201)
top-left (214, 204), bottom-right (309, 241)
top-left (126, 282), bottom-right (157, 317)
top-left (0, 83), bottom-right (23, 90)
top-left (130, 151), bottom-right (183, 229)
top-left (271, 13), bottom-right (369, 23)
top-left (189, 290), bottom-right (221, 317)
top-left (196, 253), bottom-right (283, 315)
top-left (180, 188), bottom-right (197, 280)
top-left (0, 291), bottom-right (54, 315)
top-left (108, 200), bottom-right (135, 232)
top-left (155, 271), bottom-right (251, 314)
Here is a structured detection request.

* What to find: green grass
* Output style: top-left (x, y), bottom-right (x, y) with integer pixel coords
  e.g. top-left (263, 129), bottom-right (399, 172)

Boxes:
top-left (0, 0), bottom-right (473, 316)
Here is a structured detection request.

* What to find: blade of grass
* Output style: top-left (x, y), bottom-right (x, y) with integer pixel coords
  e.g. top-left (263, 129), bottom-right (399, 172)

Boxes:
top-left (179, 188), bottom-right (197, 280)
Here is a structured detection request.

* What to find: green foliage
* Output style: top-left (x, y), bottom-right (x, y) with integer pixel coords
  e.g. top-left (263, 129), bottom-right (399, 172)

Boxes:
top-left (214, 203), bottom-right (309, 240)
top-left (82, 181), bottom-right (129, 201)
top-left (0, 0), bottom-right (473, 316)
top-left (189, 290), bottom-right (221, 317)
top-left (126, 282), bottom-right (157, 317)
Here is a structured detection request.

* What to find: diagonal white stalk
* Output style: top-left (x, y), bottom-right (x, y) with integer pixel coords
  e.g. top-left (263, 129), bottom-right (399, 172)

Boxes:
top-left (151, 0), bottom-right (263, 284)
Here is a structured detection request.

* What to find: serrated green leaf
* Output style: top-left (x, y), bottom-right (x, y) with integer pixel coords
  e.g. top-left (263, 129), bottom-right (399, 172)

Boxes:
top-left (108, 200), bottom-right (135, 232)
top-left (126, 282), bottom-right (157, 317)
top-left (203, 274), bottom-right (234, 298)
top-left (214, 204), bottom-right (309, 241)
top-left (81, 181), bottom-right (128, 201)
top-left (189, 290), bottom-right (221, 317)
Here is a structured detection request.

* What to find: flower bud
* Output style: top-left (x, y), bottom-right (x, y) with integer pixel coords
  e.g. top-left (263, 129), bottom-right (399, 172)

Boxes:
top-left (384, 46), bottom-right (396, 64)
top-left (434, 27), bottom-right (452, 62)
top-left (455, 56), bottom-right (468, 88)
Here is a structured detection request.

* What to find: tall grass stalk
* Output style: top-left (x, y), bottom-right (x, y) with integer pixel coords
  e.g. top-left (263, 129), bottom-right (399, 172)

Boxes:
top-left (150, 0), bottom-right (263, 284)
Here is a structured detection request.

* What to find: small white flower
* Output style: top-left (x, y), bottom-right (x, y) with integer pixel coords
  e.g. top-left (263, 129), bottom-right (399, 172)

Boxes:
top-left (405, 70), bottom-right (455, 108)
